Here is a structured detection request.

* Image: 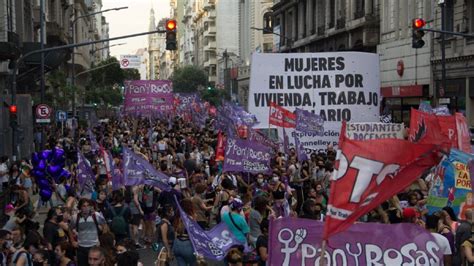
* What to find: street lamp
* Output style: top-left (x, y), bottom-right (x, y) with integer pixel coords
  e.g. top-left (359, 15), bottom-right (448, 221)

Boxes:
top-left (90, 42), bottom-right (126, 56)
top-left (70, 6), bottom-right (128, 117)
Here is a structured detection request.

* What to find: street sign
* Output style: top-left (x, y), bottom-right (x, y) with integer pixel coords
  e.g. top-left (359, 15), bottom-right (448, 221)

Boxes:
top-left (56, 110), bottom-right (67, 122)
top-left (36, 104), bottom-right (52, 123)
top-left (119, 55), bottom-right (141, 69)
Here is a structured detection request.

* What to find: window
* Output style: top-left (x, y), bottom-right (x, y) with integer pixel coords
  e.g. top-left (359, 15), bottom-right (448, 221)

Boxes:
top-left (445, 0), bottom-right (454, 32)
top-left (329, 0), bottom-right (335, 28)
top-left (263, 12), bottom-right (273, 33)
top-left (470, 0), bottom-right (474, 33)
top-left (354, 0), bottom-right (365, 19)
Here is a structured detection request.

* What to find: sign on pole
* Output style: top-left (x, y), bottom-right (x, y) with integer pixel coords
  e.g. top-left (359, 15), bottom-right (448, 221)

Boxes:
top-left (248, 52), bottom-right (380, 152)
top-left (56, 110), bottom-right (67, 122)
top-left (36, 104), bottom-right (52, 123)
top-left (120, 55), bottom-right (141, 69)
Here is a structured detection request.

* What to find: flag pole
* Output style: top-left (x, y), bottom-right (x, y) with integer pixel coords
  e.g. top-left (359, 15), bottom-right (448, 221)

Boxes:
top-left (319, 239), bottom-right (327, 266)
top-left (268, 102), bottom-right (272, 138)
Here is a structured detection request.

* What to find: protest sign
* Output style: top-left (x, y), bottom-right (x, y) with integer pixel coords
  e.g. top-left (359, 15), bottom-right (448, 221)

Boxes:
top-left (269, 102), bottom-right (296, 128)
top-left (345, 122), bottom-right (405, 140)
top-left (324, 122), bottom-right (441, 240)
top-left (223, 137), bottom-right (272, 174)
top-left (295, 108), bottom-right (324, 134)
top-left (123, 80), bottom-right (174, 115)
top-left (269, 218), bottom-right (443, 266)
top-left (249, 52), bottom-right (380, 152)
top-left (427, 149), bottom-right (474, 220)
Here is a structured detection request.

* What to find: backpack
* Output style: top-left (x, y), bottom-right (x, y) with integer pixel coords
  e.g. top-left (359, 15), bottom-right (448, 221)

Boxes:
top-left (76, 213), bottom-right (100, 234)
top-left (110, 207), bottom-right (128, 235)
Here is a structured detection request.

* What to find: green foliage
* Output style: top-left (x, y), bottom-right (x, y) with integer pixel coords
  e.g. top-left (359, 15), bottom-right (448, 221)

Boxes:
top-left (44, 70), bottom-right (76, 110)
top-left (171, 65), bottom-right (208, 93)
top-left (86, 57), bottom-right (139, 107)
top-left (201, 87), bottom-right (229, 106)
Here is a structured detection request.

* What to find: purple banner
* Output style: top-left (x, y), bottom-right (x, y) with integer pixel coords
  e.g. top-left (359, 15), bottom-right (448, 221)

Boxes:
top-left (77, 152), bottom-right (95, 194)
top-left (295, 108), bottom-right (324, 134)
top-left (123, 80), bottom-right (174, 115)
top-left (248, 128), bottom-right (279, 151)
top-left (294, 135), bottom-right (308, 161)
top-left (223, 137), bottom-right (272, 174)
top-left (87, 129), bottom-right (100, 152)
top-left (175, 197), bottom-right (242, 260)
top-left (283, 127), bottom-right (290, 155)
top-left (123, 147), bottom-right (170, 191)
top-left (269, 217), bottom-right (443, 266)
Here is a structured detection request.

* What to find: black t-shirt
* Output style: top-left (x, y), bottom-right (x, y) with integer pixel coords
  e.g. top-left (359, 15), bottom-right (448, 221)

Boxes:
top-left (43, 220), bottom-right (67, 247)
top-left (256, 235), bottom-right (268, 266)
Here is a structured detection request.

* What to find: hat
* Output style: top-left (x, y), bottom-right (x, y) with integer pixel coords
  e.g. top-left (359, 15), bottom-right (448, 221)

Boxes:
top-left (168, 177), bottom-right (177, 186)
top-left (403, 207), bottom-right (420, 219)
top-left (4, 203), bottom-right (14, 213)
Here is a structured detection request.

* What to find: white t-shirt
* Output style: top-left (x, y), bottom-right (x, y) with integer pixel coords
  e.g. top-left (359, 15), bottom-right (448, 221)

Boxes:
top-left (0, 163), bottom-right (8, 183)
top-left (431, 232), bottom-right (452, 259)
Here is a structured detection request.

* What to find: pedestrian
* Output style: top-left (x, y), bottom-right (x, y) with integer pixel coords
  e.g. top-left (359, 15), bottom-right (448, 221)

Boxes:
top-left (222, 198), bottom-right (249, 245)
top-left (425, 214), bottom-right (452, 266)
top-left (72, 198), bottom-right (106, 266)
top-left (155, 204), bottom-right (175, 265)
top-left (172, 198), bottom-right (197, 266)
top-left (54, 242), bottom-right (76, 266)
top-left (256, 219), bottom-right (269, 266)
top-left (106, 191), bottom-right (131, 242)
top-left (87, 246), bottom-right (108, 266)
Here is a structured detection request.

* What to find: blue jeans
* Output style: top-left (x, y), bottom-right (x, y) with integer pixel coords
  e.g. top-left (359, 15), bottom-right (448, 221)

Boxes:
top-left (172, 239), bottom-right (197, 266)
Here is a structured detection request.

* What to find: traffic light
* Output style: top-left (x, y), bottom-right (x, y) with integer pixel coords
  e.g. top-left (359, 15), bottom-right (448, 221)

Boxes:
top-left (9, 104), bottom-right (17, 128)
top-left (412, 18), bottom-right (426, 48)
top-left (165, 19), bottom-right (177, 51)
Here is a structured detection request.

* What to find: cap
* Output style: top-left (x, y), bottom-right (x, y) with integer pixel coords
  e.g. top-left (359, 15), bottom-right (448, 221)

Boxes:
top-left (403, 207), bottom-right (420, 219)
top-left (4, 203), bottom-right (14, 213)
top-left (168, 177), bottom-right (177, 186)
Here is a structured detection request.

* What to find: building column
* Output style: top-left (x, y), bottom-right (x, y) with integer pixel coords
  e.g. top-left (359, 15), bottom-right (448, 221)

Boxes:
top-left (326, 0), bottom-right (331, 28)
top-left (365, 0), bottom-right (373, 15)
top-left (306, 0), bottom-right (314, 35)
top-left (298, 1), bottom-right (305, 39)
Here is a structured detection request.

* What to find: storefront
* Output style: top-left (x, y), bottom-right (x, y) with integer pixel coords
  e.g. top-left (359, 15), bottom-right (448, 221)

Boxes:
top-left (381, 85), bottom-right (429, 125)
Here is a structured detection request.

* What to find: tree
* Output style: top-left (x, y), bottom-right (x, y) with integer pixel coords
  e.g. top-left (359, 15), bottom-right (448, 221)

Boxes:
top-left (43, 70), bottom-right (75, 110)
top-left (201, 87), bottom-right (229, 106)
top-left (86, 57), bottom-right (140, 107)
top-left (171, 65), bottom-right (208, 93)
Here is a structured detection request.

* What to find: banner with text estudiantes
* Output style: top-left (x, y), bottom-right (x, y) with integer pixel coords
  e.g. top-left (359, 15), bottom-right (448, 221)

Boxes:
top-left (123, 80), bottom-right (174, 116)
top-left (248, 52), bottom-right (380, 153)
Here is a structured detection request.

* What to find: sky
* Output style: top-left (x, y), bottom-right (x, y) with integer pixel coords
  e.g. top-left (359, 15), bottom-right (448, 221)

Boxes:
top-left (102, 0), bottom-right (170, 58)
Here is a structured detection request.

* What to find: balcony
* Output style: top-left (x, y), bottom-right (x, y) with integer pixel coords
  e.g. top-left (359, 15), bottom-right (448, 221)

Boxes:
top-left (203, 0), bottom-right (215, 11)
top-left (354, 10), bottom-right (365, 20)
top-left (46, 22), bottom-right (68, 44)
top-left (203, 57), bottom-right (217, 68)
top-left (204, 26), bottom-right (216, 37)
top-left (317, 26), bottom-right (325, 36)
top-left (336, 18), bottom-right (346, 29)
top-left (204, 42), bottom-right (216, 52)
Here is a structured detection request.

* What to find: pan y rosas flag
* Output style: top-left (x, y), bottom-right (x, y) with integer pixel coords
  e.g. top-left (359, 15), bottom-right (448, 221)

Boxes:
top-left (427, 149), bottom-right (474, 220)
top-left (77, 151), bottom-right (96, 194)
top-left (269, 102), bottom-right (296, 128)
top-left (323, 121), bottom-right (441, 240)
top-left (123, 147), bottom-right (170, 191)
top-left (295, 108), bottom-right (324, 134)
top-left (174, 197), bottom-right (242, 260)
top-left (269, 217), bottom-right (443, 266)
top-left (223, 137), bottom-right (272, 174)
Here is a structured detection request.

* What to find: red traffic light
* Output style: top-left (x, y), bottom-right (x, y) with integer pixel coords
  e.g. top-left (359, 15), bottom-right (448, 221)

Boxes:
top-left (166, 20), bottom-right (177, 31)
top-left (412, 18), bottom-right (426, 29)
top-left (9, 105), bottom-right (17, 114)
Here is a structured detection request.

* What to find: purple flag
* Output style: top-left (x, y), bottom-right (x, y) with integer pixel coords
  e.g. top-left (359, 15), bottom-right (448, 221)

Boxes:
top-left (248, 128), bottom-right (279, 151)
top-left (174, 197), bottom-right (242, 260)
top-left (76, 152), bottom-right (95, 194)
top-left (87, 129), bottom-right (100, 152)
top-left (294, 134), bottom-right (308, 162)
top-left (223, 136), bottom-right (272, 174)
top-left (269, 217), bottom-right (443, 265)
top-left (122, 147), bottom-right (170, 191)
top-left (123, 80), bottom-right (174, 116)
top-left (295, 108), bottom-right (324, 135)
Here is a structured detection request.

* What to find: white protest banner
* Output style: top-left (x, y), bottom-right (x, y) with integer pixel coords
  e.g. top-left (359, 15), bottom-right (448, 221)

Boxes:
top-left (346, 122), bottom-right (405, 140)
top-left (248, 52), bottom-right (380, 153)
top-left (120, 55), bottom-right (142, 69)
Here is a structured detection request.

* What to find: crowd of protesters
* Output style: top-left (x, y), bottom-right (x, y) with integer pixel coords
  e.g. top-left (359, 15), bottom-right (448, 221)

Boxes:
top-left (0, 114), bottom-right (472, 266)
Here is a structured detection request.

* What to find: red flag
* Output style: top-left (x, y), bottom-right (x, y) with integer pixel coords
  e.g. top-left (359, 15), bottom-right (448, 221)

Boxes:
top-left (409, 108), bottom-right (450, 147)
top-left (269, 102), bottom-right (296, 128)
top-left (437, 115), bottom-right (457, 148)
top-left (323, 121), bottom-right (441, 240)
top-left (456, 113), bottom-right (471, 153)
top-left (215, 131), bottom-right (226, 161)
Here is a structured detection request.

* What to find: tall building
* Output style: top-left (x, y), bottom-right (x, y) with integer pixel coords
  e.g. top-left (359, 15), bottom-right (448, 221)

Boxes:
top-left (148, 7), bottom-right (160, 79)
top-left (236, 0), bottom-right (274, 107)
top-left (135, 48), bottom-right (149, 80)
top-left (377, 0), bottom-right (432, 124)
top-left (181, 0), bottom-right (195, 65)
top-left (431, 0), bottom-right (474, 124)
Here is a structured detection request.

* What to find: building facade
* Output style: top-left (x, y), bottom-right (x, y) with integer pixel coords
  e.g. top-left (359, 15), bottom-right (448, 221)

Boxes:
top-left (148, 8), bottom-right (160, 79)
top-left (377, 0), bottom-right (433, 124)
top-left (431, 0), bottom-right (474, 125)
